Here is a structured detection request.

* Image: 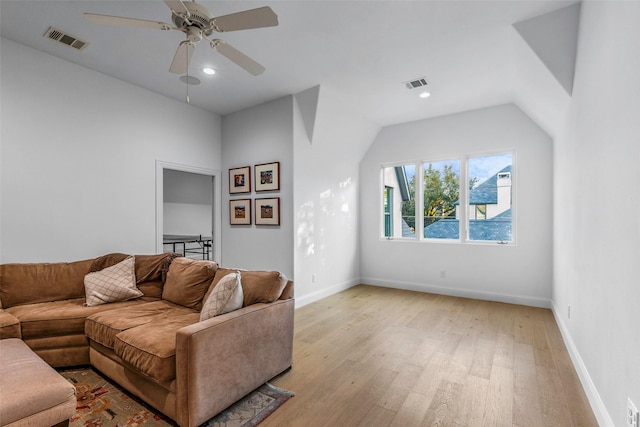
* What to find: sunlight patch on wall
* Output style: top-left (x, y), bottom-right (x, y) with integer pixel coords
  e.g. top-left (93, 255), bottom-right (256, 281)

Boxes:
top-left (320, 189), bottom-right (333, 216)
top-left (296, 201), bottom-right (315, 256)
top-left (339, 177), bottom-right (353, 214)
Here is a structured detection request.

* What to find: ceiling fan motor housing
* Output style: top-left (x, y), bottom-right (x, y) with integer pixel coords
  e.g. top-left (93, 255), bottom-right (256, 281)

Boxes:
top-left (172, 2), bottom-right (214, 35)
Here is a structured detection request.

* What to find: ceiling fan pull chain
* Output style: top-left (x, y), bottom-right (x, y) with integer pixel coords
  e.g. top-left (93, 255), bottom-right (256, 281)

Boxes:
top-left (186, 45), bottom-right (190, 104)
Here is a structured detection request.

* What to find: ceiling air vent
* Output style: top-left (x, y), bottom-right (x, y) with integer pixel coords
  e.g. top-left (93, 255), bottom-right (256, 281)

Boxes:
top-left (44, 26), bottom-right (89, 51)
top-left (405, 76), bottom-right (429, 90)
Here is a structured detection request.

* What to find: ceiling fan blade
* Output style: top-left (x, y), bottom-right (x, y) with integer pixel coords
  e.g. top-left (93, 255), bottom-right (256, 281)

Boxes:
top-left (84, 13), bottom-right (173, 30)
top-left (169, 41), bottom-right (194, 74)
top-left (212, 7), bottom-right (278, 32)
top-left (164, 0), bottom-right (189, 16)
top-left (211, 39), bottom-right (266, 76)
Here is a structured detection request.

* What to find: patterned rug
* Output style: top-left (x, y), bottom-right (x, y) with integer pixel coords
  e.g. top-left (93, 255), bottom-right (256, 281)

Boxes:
top-left (59, 368), bottom-right (294, 427)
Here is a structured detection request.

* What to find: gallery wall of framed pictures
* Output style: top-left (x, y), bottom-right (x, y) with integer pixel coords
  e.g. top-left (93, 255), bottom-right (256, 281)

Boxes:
top-left (228, 161), bottom-right (281, 226)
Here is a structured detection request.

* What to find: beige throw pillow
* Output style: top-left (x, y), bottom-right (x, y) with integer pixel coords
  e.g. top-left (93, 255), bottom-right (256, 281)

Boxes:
top-left (84, 256), bottom-right (143, 306)
top-left (200, 272), bottom-right (244, 321)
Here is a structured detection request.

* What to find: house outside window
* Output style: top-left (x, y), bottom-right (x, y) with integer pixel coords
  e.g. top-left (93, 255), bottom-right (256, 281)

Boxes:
top-left (381, 164), bottom-right (415, 238)
top-left (381, 152), bottom-right (514, 244)
top-left (466, 154), bottom-right (513, 242)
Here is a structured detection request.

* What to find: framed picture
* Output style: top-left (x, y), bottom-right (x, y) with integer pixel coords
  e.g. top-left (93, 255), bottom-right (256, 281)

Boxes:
top-left (255, 162), bottom-right (280, 192)
top-left (255, 197), bottom-right (280, 226)
top-left (229, 199), bottom-right (251, 225)
top-left (229, 166), bottom-right (251, 194)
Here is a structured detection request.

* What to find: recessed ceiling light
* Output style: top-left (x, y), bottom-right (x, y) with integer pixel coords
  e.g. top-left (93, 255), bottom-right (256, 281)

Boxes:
top-left (202, 67), bottom-right (216, 75)
top-left (419, 91), bottom-right (431, 99)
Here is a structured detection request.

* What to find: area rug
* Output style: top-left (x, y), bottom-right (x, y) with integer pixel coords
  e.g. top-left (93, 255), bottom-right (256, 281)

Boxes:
top-left (59, 368), bottom-right (294, 427)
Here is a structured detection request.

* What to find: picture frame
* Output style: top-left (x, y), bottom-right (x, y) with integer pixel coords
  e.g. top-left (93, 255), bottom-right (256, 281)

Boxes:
top-left (254, 161), bottom-right (280, 192)
top-left (229, 199), bottom-right (251, 225)
top-left (229, 166), bottom-right (251, 194)
top-left (255, 197), bottom-right (280, 226)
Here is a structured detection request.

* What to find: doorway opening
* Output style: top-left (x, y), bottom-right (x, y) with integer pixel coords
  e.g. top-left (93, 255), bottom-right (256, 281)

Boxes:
top-left (156, 161), bottom-right (221, 262)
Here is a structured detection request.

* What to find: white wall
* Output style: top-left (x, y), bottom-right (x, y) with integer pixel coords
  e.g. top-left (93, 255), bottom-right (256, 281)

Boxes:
top-left (552, 2), bottom-right (640, 426)
top-left (220, 87), bottom-right (379, 305)
top-left (360, 104), bottom-right (553, 307)
top-left (0, 38), bottom-right (222, 263)
top-left (292, 86), bottom-right (380, 306)
top-left (221, 96), bottom-right (294, 279)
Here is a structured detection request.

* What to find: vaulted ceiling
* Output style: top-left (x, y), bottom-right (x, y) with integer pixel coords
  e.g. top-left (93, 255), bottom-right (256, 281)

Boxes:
top-left (0, 1), bottom-right (579, 135)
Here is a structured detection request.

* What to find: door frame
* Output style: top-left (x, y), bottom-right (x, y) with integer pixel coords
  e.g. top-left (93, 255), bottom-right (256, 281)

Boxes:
top-left (155, 160), bottom-right (221, 262)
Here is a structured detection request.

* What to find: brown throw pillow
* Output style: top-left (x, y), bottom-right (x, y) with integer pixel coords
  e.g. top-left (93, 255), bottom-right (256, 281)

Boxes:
top-left (90, 253), bottom-right (129, 273)
top-left (162, 258), bottom-right (218, 310)
top-left (240, 270), bottom-right (287, 306)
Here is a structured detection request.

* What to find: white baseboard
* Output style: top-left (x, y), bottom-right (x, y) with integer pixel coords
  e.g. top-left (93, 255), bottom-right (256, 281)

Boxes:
top-left (294, 278), bottom-right (359, 308)
top-left (550, 302), bottom-right (613, 427)
top-left (360, 277), bottom-right (551, 308)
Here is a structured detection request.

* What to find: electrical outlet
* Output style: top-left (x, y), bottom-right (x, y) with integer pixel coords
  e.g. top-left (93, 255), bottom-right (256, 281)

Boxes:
top-left (628, 398), bottom-right (639, 427)
top-left (440, 270), bottom-right (446, 279)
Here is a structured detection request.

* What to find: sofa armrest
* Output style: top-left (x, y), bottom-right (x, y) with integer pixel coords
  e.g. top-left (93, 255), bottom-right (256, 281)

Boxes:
top-left (0, 310), bottom-right (21, 339)
top-left (174, 298), bottom-right (294, 427)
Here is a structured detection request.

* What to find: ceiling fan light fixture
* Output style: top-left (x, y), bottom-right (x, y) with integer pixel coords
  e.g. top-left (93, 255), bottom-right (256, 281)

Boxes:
top-left (180, 75), bottom-right (201, 85)
top-left (84, 1), bottom-right (277, 78)
top-left (202, 67), bottom-right (216, 75)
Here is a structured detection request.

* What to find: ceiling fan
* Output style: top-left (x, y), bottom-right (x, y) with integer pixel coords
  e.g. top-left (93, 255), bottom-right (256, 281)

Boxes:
top-left (84, 0), bottom-right (278, 77)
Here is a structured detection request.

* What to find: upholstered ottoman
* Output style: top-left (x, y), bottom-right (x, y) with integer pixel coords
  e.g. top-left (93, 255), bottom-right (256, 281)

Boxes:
top-left (0, 338), bottom-right (76, 427)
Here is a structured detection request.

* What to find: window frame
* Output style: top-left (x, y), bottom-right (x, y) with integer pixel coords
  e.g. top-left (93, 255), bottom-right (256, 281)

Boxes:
top-left (380, 161), bottom-right (418, 240)
top-left (380, 150), bottom-right (516, 245)
top-left (383, 186), bottom-right (393, 237)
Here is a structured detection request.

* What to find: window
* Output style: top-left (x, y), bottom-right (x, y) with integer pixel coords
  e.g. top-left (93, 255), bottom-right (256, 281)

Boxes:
top-left (423, 159), bottom-right (460, 240)
top-left (381, 152), bottom-right (514, 244)
top-left (467, 153), bottom-right (513, 242)
top-left (381, 164), bottom-right (415, 238)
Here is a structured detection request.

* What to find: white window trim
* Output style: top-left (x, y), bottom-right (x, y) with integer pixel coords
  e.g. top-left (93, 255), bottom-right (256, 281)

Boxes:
top-left (380, 150), bottom-right (516, 245)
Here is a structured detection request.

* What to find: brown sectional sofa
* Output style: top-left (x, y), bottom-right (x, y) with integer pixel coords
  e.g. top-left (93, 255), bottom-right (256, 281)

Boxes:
top-left (0, 253), bottom-right (294, 427)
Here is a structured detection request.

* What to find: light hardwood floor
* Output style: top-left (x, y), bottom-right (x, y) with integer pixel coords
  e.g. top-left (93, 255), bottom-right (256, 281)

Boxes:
top-left (266, 285), bottom-right (597, 427)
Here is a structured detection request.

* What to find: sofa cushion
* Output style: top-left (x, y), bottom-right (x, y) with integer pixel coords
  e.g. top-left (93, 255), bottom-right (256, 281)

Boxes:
top-left (6, 298), bottom-right (148, 339)
top-left (0, 259), bottom-right (94, 308)
top-left (114, 313), bottom-right (200, 383)
top-left (90, 252), bottom-right (180, 298)
top-left (162, 258), bottom-right (217, 310)
top-left (200, 272), bottom-right (244, 321)
top-left (85, 300), bottom-right (197, 349)
top-left (84, 256), bottom-right (143, 307)
top-left (89, 253), bottom-right (129, 273)
top-left (210, 268), bottom-right (287, 307)
top-left (0, 310), bottom-right (21, 339)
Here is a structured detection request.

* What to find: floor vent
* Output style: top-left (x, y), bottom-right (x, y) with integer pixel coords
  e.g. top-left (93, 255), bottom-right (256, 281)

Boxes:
top-left (405, 76), bottom-right (429, 90)
top-left (44, 27), bottom-right (89, 51)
